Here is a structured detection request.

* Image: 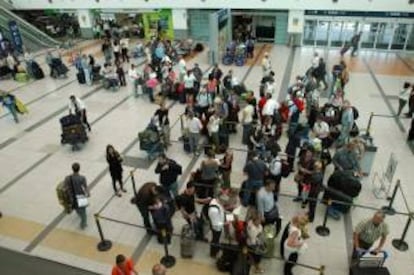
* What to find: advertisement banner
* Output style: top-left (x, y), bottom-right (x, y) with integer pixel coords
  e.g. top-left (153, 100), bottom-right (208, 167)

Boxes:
top-left (143, 9), bottom-right (174, 41)
top-left (8, 20), bottom-right (23, 53)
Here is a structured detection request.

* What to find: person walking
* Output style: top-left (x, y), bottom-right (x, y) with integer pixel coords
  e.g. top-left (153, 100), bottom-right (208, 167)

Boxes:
top-left (68, 95), bottom-right (91, 131)
top-left (0, 92), bottom-right (19, 123)
top-left (155, 154), bottom-right (182, 198)
top-left (64, 163), bottom-right (89, 229)
top-left (153, 102), bottom-right (171, 146)
top-left (261, 52), bottom-right (271, 77)
top-left (350, 32), bottom-right (362, 57)
top-left (106, 145), bottom-right (125, 197)
top-left (111, 254), bottom-right (138, 275)
top-left (397, 82), bottom-right (411, 116)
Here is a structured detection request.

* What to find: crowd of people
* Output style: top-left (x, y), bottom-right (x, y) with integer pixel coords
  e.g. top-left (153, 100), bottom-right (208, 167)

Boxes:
top-left (0, 24), bottom-right (403, 274)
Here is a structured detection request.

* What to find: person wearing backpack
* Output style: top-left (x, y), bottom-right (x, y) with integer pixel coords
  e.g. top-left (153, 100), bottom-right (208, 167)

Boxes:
top-left (243, 151), bottom-right (268, 206)
top-left (207, 194), bottom-right (229, 258)
top-left (267, 153), bottom-right (283, 200)
top-left (155, 154), bottom-right (182, 198)
top-left (63, 162), bottom-right (89, 229)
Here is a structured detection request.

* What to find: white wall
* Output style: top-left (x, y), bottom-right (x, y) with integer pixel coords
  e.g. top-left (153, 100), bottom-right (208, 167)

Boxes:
top-left (10, 0), bottom-right (414, 12)
top-left (172, 9), bottom-right (188, 30)
top-left (288, 10), bottom-right (305, 34)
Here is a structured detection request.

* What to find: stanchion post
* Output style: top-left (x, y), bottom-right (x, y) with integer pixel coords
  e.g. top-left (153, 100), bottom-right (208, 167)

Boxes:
top-left (319, 265), bottom-right (325, 275)
top-left (392, 213), bottom-right (413, 252)
top-left (382, 180), bottom-right (400, 215)
top-left (160, 228), bottom-right (176, 268)
top-left (130, 171), bottom-right (138, 199)
top-left (366, 112), bottom-right (374, 137)
top-left (316, 200), bottom-right (331, 237)
top-left (94, 214), bottom-right (112, 251)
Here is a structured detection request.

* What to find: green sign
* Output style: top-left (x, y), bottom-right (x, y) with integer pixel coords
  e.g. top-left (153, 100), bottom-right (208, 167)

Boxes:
top-left (143, 9), bottom-right (174, 40)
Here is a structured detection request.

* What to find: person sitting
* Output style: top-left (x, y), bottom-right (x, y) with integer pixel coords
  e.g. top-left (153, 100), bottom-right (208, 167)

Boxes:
top-left (101, 63), bottom-right (120, 90)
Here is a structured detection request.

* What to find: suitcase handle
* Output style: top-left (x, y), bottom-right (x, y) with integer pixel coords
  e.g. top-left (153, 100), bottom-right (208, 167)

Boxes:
top-left (356, 249), bottom-right (389, 259)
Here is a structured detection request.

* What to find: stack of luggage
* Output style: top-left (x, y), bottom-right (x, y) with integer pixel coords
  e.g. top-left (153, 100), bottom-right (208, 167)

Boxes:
top-left (60, 114), bottom-right (88, 151)
top-left (138, 124), bottom-right (163, 159)
top-left (51, 58), bottom-right (69, 78)
top-left (29, 61), bottom-right (45, 80)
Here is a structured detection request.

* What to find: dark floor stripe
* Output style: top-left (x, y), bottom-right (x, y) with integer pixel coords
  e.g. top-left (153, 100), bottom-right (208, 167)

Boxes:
top-left (396, 53), bottom-right (414, 73)
top-left (278, 47), bottom-right (296, 102)
top-left (0, 153), bottom-right (53, 194)
top-left (0, 137), bottom-right (17, 150)
top-left (23, 168), bottom-right (110, 253)
top-left (344, 212), bottom-right (354, 267)
top-left (90, 95), bottom-right (131, 126)
top-left (362, 58), bottom-right (406, 133)
top-left (241, 44), bottom-right (267, 83)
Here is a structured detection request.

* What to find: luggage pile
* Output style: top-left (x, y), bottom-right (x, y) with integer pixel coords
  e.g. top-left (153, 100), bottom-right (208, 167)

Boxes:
top-left (51, 58), bottom-right (69, 79)
top-left (60, 114), bottom-right (88, 151)
top-left (138, 124), bottom-right (164, 159)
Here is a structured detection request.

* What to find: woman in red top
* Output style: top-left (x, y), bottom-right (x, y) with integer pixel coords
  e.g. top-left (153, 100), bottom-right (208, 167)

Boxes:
top-left (258, 91), bottom-right (267, 123)
top-left (111, 254), bottom-right (138, 275)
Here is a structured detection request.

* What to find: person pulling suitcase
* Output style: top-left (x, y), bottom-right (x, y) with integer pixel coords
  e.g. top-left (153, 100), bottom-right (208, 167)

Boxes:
top-left (68, 95), bottom-right (91, 132)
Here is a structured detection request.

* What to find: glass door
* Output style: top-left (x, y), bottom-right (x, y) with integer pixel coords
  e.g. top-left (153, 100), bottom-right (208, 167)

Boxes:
top-left (303, 19), bottom-right (317, 46)
top-left (391, 23), bottom-right (408, 50)
top-left (342, 21), bottom-right (358, 46)
top-left (376, 23), bottom-right (394, 49)
top-left (315, 20), bottom-right (329, 46)
top-left (406, 24), bottom-right (414, 51)
top-left (329, 21), bottom-right (343, 47)
top-left (361, 22), bottom-right (376, 49)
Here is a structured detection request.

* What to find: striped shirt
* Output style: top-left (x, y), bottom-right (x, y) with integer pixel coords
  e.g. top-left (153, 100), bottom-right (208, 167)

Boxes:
top-left (355, 218), bottom-right (389, 244)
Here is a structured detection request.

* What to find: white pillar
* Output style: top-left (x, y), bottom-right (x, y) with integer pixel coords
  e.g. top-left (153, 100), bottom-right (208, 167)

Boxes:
top-left (172, 9), bottom-right (188, 40)
top-left (77, 9), bottom-right (95, 39)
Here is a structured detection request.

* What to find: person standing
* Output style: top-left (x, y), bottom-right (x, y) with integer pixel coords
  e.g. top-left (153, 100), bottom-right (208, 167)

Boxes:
top-left (256, 179), bottom-right (282, 234)
top-left (178, 55), bottom-right (186, 82)
top-left (120, 36), bottom-right (130, 63)
top-left (102, 39), bottom-right (112, 64)
top-left (281, 215), bottom-right (310, 275)
top-left (115, 61), bottom-right (126, 87)
top-left (306, 161), bottom-right (324, 223)
top-left (64, 163), bottom-right (89, 229)
top-left (155, 154), bottom-right (182, 198)
top-left (243, 151), bottom-right (268, 206)
top-left (81, 54), bottom-right (92, 86)
top-left (128, 64), bottom-right (143, 97)
top-left (68, 95), bottom-right (91, 131)
top-left (153, 102), bottom-right (171, 146)
top-left (241, 99), bottom-right (255, 145)
top-left (0, 92), bottom-right (19, 123)
top-left (183, 70), bottom-right (196, 103)
top-left (132, 182), bottom-right (159, 234)
top-left (113, 40), bottom-right (121, 64)
top-left (111, 254), bottom-right (138, 275)
top-left (246, 211), bottom-right (264, 274)
top-left (199, 150), bottom-right (220, 198)
top-left (353, 211), bottom-right (389, 257)
top-left (106, 145), bottom-right (125, 197)
top-left (351, 32), bottom-right (362, 57)
top-left (337, 100), bottom-right (354, 147)
top-left (397, 82), bottom-right (411, 116)
top-left (208, 194), bottom-right (228, 258)
top-left (187, 112), bottom-right (203, 155)
top-left (220, 149), bottom-right (233, 189)
top-left (207, 111), bottom-right (221, 151)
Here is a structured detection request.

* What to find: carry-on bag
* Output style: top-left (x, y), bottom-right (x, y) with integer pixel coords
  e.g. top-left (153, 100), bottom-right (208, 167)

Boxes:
top-left (350, 251), bottom-right (390, 275)
top-left (180, 224), bottom-right (195, 258)
top-left (77, 71), bottom-right (86, 84)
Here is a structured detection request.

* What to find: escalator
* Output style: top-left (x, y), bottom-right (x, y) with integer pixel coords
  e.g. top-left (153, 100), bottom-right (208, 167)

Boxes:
top-left (0, 6), bottom-right (61, 53)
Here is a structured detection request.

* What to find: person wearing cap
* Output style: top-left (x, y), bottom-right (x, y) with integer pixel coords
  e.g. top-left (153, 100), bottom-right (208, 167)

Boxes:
top-left (68, 95), bottom-right (91, 131)
top-left (207, 193), bottom-right (229, 258)
top-left (261, 52), bottom-right (271, 77)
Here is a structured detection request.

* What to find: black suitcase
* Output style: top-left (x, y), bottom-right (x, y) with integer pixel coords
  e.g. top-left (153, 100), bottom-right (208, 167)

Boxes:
top-left (350, 252), bottom-right (390, 275)
top-left (31, 62), bottom-right (44, 79)
top-left (77, 71), bottom-right (86, 84)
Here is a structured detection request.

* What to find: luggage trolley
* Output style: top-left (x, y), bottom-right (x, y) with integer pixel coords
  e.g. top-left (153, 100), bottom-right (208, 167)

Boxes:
top-left (60, 114), bottom-right (88, 151)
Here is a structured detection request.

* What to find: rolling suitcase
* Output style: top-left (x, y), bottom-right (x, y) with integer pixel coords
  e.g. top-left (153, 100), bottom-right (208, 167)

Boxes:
top-left (31, 61), bottom-right (44, 79)
top-left (77, 71), bottom-right (86, 84)
top-left (180, 224), bottom-right (195, 258)
top-left (350, 251), bottom-right (390, 275)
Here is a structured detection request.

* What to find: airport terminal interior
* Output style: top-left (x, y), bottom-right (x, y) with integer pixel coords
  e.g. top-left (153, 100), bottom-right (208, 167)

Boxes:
top-left (0, 1), bottom-right (413, 274)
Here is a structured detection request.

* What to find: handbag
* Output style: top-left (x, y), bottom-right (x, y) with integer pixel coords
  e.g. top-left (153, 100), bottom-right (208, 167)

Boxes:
top-left (264, 205), bottom-right (279, 221)
top-left (76, 194), bottom-right (89, 208)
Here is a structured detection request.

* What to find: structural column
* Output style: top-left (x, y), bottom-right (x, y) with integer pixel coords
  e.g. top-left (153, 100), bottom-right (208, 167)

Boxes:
top-left (172, 9), bottom-right (188, 40)
top-left (77, 9), bottom-right (95, 39)
top-left (287, 10), bottom-right (304, 46)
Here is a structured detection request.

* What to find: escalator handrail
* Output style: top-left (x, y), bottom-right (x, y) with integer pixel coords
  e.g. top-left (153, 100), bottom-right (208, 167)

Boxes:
top-left (0, 7), bottom-right (60, 46)
top-left (0, 13), bottom-right (51, 48)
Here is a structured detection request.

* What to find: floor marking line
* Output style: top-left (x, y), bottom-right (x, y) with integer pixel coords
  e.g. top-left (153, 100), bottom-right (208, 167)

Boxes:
top-left (396, 53), bottom-right (414, 73)
top-left (278, 47), bottom-right (296, 102)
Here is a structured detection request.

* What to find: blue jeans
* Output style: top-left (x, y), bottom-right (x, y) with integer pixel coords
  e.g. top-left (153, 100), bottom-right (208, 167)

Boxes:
top-left (243, 179), bottom-right (263, 206)
top-left (76, 207), bottom-right (87, 229)
top-left (6, 104), bottom-right (19, 123)
top-left (188, 132), bottom-right (199, 154)
top-left (83, 68), bottom-right (92, 86)
top-left (242, 123), bottom-right (252, 145)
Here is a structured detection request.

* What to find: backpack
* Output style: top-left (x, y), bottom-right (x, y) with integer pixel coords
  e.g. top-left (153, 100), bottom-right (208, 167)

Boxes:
top-left (56, 181), bottom-right (73, 214)
top-left (202, 203), bottom-right (220, 227)
top-left (269, 157), bottom-right (282, 176)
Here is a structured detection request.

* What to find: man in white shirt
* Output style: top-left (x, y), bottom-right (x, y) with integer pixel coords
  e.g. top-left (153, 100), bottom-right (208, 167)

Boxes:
top-left (262, 93), bottom-right (280, 118)
top-left (128, 64), bottom-right (142, 97)
top-left (313, 116), bottom-right (330, 148)
top-left (187, 112), bottom-right (202, 155)
top-left (68, 95), bottom-right (91, 131)
top-left (208, 194), bottom-right (228, 257)
top-left (241, 102), bottom-right (255, 145)
top-left (183, 70), bottom-right (196, 102)
top-left (208, 112), bottom-right (221, 150)
top-left (178, 56), bottom-right (186, 82)
top-left (261, 52), bottom-right (271, 77)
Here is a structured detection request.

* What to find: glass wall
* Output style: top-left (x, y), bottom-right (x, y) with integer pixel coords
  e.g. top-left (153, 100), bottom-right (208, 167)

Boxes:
top-left (302, 17), bottom-right (414, 52)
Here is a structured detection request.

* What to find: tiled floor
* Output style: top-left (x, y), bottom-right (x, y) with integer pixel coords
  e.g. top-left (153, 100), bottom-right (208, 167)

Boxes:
top-left (0, 43), bottom-right (413, 275)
